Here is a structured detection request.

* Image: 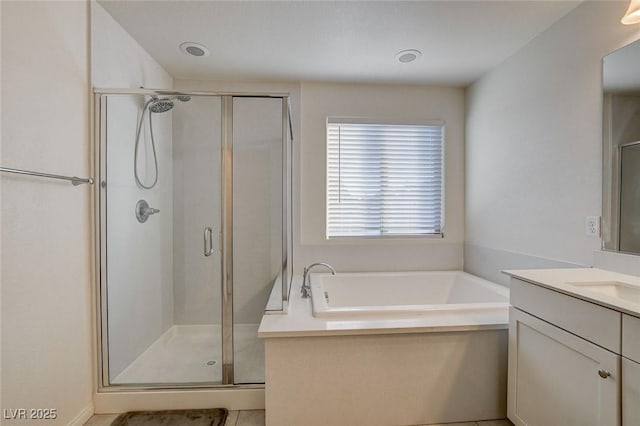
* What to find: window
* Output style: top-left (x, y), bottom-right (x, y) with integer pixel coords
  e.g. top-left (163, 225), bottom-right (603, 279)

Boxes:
top-left (326, 118), bottom-right (444, 238)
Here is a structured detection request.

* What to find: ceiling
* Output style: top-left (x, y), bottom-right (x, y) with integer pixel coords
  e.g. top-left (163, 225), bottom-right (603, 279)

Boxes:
top-left (98, 0), bottom-right (581, 86)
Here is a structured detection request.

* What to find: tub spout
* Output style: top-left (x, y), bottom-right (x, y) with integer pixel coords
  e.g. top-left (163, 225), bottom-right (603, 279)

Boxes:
top-left (301, 262), bottom-right (336, 298)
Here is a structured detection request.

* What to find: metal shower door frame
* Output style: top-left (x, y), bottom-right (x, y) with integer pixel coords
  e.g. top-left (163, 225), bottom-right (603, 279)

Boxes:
top-left (221, 95), bottom-right (234, 385)
top-left (93, 89), bottom-right (290, 391)
top-left (221, 95), bottom-right (292, 384)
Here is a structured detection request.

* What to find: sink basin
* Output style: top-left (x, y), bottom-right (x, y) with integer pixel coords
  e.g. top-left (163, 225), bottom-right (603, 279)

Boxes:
top-left (566, 281), bottom-right (640, 303)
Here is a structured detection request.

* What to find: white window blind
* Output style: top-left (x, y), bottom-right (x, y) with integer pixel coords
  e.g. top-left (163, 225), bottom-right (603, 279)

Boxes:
top-left (326, 120), bottom-right (444, 238)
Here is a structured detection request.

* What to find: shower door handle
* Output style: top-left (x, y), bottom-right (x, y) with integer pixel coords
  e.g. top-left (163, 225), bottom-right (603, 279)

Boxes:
top-left (204, 227), bottom-right (214, 257)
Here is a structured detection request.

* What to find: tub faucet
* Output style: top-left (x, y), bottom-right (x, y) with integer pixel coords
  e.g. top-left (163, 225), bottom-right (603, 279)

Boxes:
top-left (301, 262), bottom-right (336, 298)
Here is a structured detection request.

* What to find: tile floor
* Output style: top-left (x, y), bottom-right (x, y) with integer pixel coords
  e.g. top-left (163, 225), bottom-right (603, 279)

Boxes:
top-left (85, 411), bottom-right (513, 426)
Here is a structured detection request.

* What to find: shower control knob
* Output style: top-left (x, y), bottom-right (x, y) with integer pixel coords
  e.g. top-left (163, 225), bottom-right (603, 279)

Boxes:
top-left (135, 199), bottom-right (160, 223)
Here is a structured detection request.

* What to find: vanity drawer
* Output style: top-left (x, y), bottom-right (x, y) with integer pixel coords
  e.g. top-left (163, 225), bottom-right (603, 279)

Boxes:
top-left (623, 314), bottom-right (640, 363)
top-left (510, 278), bottom-right (621, 352)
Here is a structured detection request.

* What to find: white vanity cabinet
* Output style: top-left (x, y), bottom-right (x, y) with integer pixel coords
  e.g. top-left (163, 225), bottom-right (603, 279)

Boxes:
top-left (622, 314), bottom-right (640, 425)
top-left (622, 357), bottom-right (640, 425)
top-left (508, 278), bottom-right (622, 426)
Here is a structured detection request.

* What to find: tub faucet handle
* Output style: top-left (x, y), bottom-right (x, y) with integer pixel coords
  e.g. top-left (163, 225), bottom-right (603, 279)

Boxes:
top-left (301, 262), bottom-right (336, 299)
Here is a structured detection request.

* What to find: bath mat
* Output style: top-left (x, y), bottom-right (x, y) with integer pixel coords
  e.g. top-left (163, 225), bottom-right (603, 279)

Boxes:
top-left (111, 408), bottom-right (227, 426)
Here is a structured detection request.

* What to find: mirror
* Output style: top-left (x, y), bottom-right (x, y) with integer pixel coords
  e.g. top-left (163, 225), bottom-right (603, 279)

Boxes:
top-left (603, 38), bottom-right (640, 254)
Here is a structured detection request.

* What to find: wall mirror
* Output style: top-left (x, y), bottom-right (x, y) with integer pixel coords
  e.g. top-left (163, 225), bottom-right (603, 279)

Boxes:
top-left (603, 38), bottom-right (640, 254)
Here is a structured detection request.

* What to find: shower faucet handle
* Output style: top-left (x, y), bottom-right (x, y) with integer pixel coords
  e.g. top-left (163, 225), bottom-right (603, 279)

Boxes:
top-left (135, 199), bottom-right (160, 223)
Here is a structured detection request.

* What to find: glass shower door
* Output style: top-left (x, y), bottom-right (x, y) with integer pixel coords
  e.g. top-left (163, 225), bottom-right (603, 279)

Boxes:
top-left (100, 93), bottom-right (224, 386)
top-left (98, 91), bottom-right (291, 388)
top-left (231, 97), bottom-right (285, 384)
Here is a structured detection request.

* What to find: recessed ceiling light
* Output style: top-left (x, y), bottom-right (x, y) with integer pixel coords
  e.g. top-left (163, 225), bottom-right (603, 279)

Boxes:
top-left (395, 49), bottom-right (422, 64)
top-left (180, 42), bottom-right (210, 57)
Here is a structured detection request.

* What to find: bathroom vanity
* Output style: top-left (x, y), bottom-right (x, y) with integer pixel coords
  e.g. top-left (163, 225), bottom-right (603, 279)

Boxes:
top-left (505, 268), bottom-right (640, 426)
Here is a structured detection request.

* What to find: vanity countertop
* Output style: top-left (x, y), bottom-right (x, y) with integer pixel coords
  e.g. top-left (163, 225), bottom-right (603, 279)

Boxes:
top-left (504, 268), bottom-right (640, 317)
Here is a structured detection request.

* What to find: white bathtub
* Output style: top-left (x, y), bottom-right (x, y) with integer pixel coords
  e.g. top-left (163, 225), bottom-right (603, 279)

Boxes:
top-left (263, 270), bottom-right (510, 426)
top-left (310, 270), bottom-right (509, 318)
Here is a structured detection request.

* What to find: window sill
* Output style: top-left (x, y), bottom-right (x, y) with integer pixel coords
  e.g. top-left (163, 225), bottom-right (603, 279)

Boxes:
top-left (323, 234), bottom-right (445, 245)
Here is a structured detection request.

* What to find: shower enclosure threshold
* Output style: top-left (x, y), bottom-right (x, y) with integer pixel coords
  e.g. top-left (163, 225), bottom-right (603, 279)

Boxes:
top-left (112, 324), bottom-right (263, 385)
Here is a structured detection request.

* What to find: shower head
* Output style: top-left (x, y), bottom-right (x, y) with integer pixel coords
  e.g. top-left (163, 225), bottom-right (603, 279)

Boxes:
top-left (149, 99), bottom-right (175, 113)
top-left (148, 95), bottom-right (190, 113)
top-left (135, 93), bottom-right (191, 189)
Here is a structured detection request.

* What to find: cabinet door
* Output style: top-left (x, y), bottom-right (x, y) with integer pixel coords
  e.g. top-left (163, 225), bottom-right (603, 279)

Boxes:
top-left (623, 357), bottom-right (640, 425)
top-left (508, 308), bottom-right (620, 426)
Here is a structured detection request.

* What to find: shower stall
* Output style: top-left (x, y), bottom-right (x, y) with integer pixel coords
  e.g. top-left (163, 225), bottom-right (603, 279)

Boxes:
top-left (94, 89), bottom-right (292, 388)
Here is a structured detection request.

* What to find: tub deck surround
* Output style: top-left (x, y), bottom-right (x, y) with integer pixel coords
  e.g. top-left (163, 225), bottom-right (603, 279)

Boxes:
top-left (258, 273), bottom-right (509, 338)
top-left (260, 271), bottom-right (509, 426)
top-left (503, 267), bottom-right (640, 316)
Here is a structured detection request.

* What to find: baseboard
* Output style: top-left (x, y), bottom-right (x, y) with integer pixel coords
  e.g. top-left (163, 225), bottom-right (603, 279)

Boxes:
top-left (94, 387), bottom-right (264, 414)
top-left (69, 404), bottom-right (94, 426)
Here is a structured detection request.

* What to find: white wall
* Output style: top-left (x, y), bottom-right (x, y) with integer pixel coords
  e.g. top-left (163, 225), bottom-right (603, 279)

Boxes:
top-left (1, 1), bottom-right (93, 424)
top-left (298, 82), bottom-right (465, 272)
top-left (91, 2), bottom-right (172, 89)
top-left (465, 1), bottom-right (640, 285)
top-left (91, 2), bottom-right (175, 379)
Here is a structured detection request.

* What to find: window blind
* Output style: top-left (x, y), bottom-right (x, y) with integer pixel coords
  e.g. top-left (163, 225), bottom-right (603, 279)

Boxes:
top-left (326, 120), bottom-right (444, 238)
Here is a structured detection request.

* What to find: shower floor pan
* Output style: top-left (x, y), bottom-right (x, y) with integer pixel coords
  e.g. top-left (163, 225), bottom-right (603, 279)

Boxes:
top-left (112, 324), bottom-right (264, 385)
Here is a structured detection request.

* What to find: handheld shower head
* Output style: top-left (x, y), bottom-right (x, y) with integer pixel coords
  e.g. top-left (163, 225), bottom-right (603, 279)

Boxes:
top-left (134, 93), bottom-right (191, 190)
top-left (149, 99), bottom-right (175, 113)
top-left (148, 95), bottom-right (190, 113)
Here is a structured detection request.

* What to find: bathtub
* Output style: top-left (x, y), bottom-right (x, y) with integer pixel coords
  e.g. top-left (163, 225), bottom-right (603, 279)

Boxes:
top-left (261, 270), bottom-right (510, 426)
top-left (310, 270), bottom-right (509, 318)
